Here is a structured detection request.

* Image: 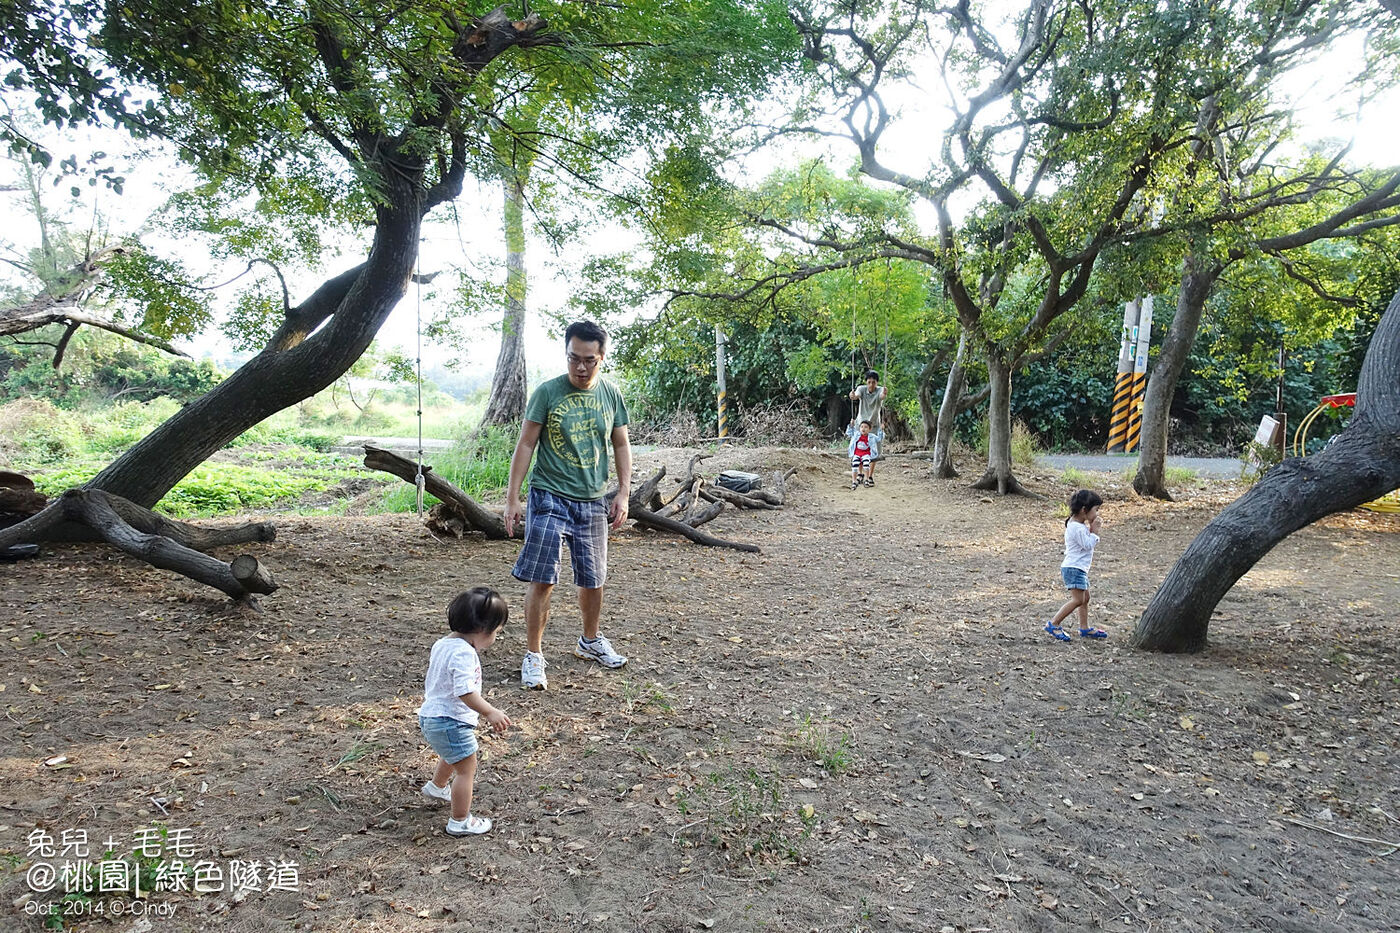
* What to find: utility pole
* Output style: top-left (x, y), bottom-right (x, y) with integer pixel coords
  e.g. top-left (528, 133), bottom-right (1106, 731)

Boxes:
top-left (715, 324), bottom-right (728, 440)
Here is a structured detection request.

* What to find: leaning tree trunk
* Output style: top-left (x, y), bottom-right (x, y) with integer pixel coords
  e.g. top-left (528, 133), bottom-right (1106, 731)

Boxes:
top-left (932, 330), bottom-right (969, 479)
top-left (480, 170), bottom-right (529, 427)
top-left (1131, 286), bottom-right (1400, 653)
top-left (915, 344), bottom-right (951, 447)
top-left (85, 203), bottom-right (423, 507)
top-left (1134, 255), bottom-right (1222, 500)
top-left (971, 352), bottom-right (1030, 495)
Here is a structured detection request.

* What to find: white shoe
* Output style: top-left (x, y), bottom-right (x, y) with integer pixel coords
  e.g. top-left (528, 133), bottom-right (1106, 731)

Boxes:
top-left (445, 814), bottom-right (491, 836)
top-left (521, 651), bottom-right (548, 690)
top-left (574, 635), bottom-right (627, 669)
top-left (421, 780), bottom-right (451, 804)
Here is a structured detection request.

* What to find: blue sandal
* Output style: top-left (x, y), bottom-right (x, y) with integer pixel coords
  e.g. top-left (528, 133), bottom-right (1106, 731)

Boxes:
top-left (1079, 627), bottom-right (1108, 639)
top-left (1044, 622), bottom-right (1071, 642)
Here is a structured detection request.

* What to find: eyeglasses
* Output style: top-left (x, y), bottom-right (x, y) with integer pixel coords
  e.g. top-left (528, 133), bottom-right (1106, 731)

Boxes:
top-left (567, 353), bottom-right (601, 370)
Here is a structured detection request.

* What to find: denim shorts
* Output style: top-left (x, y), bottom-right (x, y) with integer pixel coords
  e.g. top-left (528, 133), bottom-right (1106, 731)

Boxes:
top-left (419, 714), bottom-right (478, 764)
top-left (1061, 566), bottom-right (1090, 590)
top-left (512, 486), bottom-right (609, 588)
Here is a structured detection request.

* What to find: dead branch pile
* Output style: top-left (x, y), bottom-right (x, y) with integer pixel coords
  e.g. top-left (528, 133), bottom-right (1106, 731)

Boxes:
top-left (365, 448), bottom-right (798, 554)
top-left (618, 454), bottom-right (798, 554)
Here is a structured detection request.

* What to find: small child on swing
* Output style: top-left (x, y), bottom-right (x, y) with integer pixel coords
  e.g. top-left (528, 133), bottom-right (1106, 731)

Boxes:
top-left (1044, 489), bottom-right (1108, 641)
top-left (418, 587), bottom-right (513, 835)
top-left (847, 419), bottom-right (876, 488)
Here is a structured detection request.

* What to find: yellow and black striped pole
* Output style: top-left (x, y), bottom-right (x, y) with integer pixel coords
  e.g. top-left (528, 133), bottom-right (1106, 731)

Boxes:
top-left (1124, 296), bottom-right (1154, 453)
top-left (1106, 299), bottom-right (1138, 453)
top-left (715, 323), bottom-right (729, 440)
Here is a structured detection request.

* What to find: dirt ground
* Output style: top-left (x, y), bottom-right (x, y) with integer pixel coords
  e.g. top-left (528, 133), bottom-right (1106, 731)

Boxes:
top-left (2, 447), bottom-right (1398, 933)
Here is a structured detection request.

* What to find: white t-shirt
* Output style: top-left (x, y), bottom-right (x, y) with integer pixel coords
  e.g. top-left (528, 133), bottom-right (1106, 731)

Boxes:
top-left (1062, 521), bottom-right (1099, 571)
top-left (416, 636), bottom-right (482, 725)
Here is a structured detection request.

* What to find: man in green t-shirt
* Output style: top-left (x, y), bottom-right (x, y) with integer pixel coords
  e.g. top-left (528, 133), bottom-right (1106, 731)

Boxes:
top-left (504, 321), bottom-right (632, 690)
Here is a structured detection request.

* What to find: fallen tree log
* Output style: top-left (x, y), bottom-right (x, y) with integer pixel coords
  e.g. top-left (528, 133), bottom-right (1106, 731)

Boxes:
top-left (1, 471), bottom-right (48, 530)
top-left (701, 485), bottom-right (781, 510)
top-left (362, 445), bottom-right (517, 539)
top-left (0, 488), bottom-right (277, 604)
top-left (0, 486), bottom-right (276, 551)
top-left (630, 506), bottom-right (761, 553)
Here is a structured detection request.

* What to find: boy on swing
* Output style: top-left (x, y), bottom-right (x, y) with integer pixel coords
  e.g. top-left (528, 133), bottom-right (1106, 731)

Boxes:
top-left (847, 370), bottom-right (887, 486)
top-left (848, 419), bottom-right (875, 488)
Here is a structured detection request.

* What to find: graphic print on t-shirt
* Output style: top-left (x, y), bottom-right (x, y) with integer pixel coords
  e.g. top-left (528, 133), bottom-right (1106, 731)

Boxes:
top-left (545, 392), bottom-right (609, 469)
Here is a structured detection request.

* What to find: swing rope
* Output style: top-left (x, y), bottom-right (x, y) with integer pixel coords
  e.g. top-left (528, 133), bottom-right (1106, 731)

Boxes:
top-left (414, 249), bottom-right (426, 518)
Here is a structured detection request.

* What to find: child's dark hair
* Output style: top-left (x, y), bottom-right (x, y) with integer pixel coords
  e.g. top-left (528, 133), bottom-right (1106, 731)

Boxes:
top-left (447, 586), bottom-right (509, 634)
top-left (865, 369), bottom-right (879, 381)
top-left (1066, 489), bottom-right (1104, 525)
top-left (860, 419), bottom-right (871, 430)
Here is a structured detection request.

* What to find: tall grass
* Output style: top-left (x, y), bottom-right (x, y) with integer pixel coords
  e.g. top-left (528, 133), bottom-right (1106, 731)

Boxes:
top-left (973, 417), bottom-right (1040, 466)
top-left (373, 425), bottom-right (519, 513)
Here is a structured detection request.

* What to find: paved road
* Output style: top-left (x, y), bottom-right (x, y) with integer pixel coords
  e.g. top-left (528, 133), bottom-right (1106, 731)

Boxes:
top-left (1036, 453), bottom-right (1241, 478)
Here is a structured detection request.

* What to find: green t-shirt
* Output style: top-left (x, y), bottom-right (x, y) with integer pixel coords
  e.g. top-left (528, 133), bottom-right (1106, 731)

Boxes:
top-left (525, 374), bottom-right (630, 501)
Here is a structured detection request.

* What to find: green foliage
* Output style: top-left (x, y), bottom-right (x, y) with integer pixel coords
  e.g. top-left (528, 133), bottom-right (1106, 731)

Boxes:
top-left (31, 459), bottom-right (363, 517)
top-left (103, 246), bottom-right (213, 339)
top-left (1239, 440), bottom-right (1282, 485)
top-left (1, 328), bottom-right (224, 407)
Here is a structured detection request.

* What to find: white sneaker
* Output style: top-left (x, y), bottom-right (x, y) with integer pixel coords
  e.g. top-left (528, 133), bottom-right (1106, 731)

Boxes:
top-left (421, 780), bottom-right (451, 804)
top-left (574, 635), bottom-right (627, 669)
top-left (521, 651), bottom-right (548, 690)
top-left (445, 814), bottom-right (491, 836)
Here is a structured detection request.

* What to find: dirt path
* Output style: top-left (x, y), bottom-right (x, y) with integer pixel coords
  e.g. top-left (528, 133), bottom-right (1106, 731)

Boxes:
top-left (2, 448), bottom-right (1398, 932)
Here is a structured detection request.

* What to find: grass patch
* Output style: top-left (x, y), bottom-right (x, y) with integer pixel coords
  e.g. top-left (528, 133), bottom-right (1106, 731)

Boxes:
top-left (1164, 465), bottom-right (1199, 485)
top-left (30, 459), bottom-right (365, 518)
top-left (373, 425), bottom-right (518, 513)
top-left (1059, 466), bottom-right (1093, 487)
top-left (621, 677), bottom-right (676, 716)
top-left (673, 762), bottom-right (815, 866)
top-left (787, 715), bottom-right (855, 775)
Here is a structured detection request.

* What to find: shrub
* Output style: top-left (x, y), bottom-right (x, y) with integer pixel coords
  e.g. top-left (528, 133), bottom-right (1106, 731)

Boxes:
top-left (0, 399), bottom-right (86, 464)
top-left (973, 417), bottom-right (1040, 465)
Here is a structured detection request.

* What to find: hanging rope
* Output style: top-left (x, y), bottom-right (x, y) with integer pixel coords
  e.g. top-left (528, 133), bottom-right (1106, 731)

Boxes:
top-left (414, 248), bottom-right (426, 518)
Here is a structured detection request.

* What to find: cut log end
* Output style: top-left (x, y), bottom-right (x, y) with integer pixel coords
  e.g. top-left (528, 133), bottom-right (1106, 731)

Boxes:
top-left (231, 554), bottom-right (279, 594)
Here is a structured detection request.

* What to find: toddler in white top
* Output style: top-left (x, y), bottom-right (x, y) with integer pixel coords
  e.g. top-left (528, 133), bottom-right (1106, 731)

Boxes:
top-left (417, 587), bottom-right (513, 835)
top-left (1044, 489), bottom-right (1107, 641)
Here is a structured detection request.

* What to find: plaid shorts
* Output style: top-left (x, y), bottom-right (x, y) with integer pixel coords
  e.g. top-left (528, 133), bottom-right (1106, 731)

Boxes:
top-left (512, 486), bottom-right (609, 588)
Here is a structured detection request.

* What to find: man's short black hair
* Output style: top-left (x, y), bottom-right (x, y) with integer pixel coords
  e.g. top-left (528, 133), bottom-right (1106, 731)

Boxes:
top-left (865, 370), bottom-right (879, 381)
top-left (565, 320), bottom-right (608, 353)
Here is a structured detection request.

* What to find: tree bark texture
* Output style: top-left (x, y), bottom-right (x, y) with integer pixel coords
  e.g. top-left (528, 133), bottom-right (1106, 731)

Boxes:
top-left (480, 171), bottom-right (530, 427)
top-left (1133, 255), bottom-right (1222, 500)
top-left (1131, 286), bottom-right (1400, 653)
top-left (87, 205), bottom-right (423, 507)
top-left (932, 331), bottom-right (969, 478)
top-left (970, 352), bottom-right (1030, 495)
